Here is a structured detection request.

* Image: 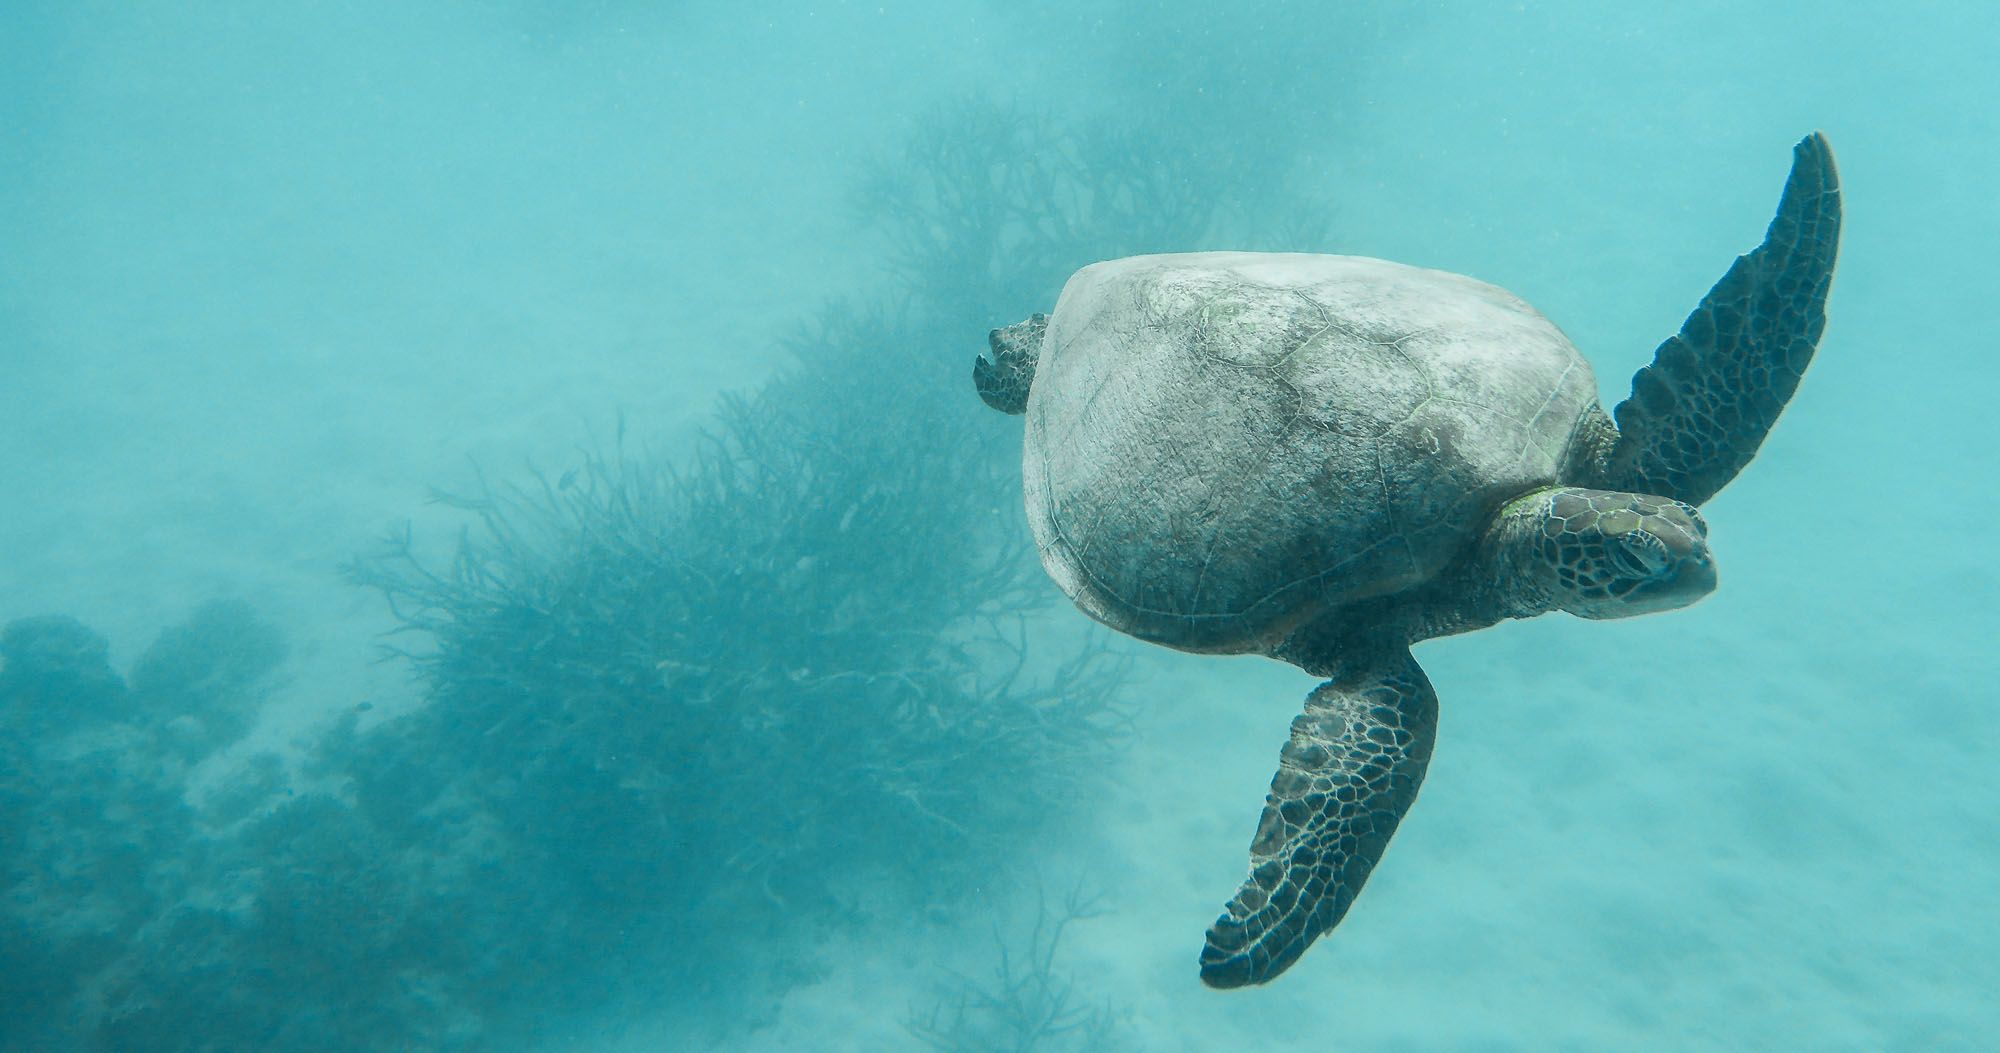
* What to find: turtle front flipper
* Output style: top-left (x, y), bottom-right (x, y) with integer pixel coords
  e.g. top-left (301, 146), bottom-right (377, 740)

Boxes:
top-left (1602, 132), bottom-right (1841, 505)
top-left (1200, 647), bottom-right (1437, 989)
top-left (973, 313), bottom-right (1047, 414)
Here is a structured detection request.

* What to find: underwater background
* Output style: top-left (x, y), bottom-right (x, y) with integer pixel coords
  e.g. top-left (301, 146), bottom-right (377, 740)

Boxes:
top-left (2, 1), bottom-right (1994, 1050)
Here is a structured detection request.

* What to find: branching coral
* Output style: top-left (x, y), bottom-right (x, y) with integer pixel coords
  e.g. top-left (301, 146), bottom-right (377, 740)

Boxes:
top-left (909, 886), bottom-right (1124, 1053)
top-left (339, 322), bottom-right (1134, 1022)
top-left (3, 89), bottom-right (1351, 1049)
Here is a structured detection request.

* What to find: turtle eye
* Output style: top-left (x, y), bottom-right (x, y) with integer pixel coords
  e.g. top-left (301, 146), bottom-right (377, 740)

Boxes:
top-left (1608, 532), bottom-right (1670, 579)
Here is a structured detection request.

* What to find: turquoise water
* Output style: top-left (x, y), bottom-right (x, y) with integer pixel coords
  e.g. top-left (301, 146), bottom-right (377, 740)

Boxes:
top-left (2, 3), bottom-right (1994, 1050)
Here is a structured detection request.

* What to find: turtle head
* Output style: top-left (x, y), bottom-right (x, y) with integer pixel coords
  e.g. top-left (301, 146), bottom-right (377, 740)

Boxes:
top-left (1519, 487), bottom-right (1716, 620)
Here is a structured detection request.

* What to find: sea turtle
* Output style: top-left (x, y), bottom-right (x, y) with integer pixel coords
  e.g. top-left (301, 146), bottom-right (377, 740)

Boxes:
top-left (973, 134), bottom-right (1840, 988)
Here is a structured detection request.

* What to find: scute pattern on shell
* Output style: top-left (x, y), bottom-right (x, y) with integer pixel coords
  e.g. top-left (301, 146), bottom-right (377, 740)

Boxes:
top-left (1023, 253), bottom-right (1599, 653)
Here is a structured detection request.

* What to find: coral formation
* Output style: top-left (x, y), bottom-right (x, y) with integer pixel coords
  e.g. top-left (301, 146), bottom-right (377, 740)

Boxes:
top-left (0, 606), bottom-right (283, 1051)
top-left (0, 90), bottom-right (1314, 1048)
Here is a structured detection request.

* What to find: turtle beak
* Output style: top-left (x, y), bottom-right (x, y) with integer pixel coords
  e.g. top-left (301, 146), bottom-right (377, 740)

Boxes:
top-left (1632, 534), bottom-right (1717, 613)
top-left (1676, 551), bottom-right (1718, 597)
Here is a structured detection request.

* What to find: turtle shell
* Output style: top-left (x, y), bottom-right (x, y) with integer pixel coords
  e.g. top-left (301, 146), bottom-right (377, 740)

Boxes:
top-left (1023, 252), bottom-right (1600, 653)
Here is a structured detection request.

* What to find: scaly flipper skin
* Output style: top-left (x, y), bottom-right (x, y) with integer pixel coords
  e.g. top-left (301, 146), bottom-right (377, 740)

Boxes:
top-left (1605, 132), bottom-right (1841, 505)
top-left (974, 313), bottom-right (1047, 415)
top-left (1200, 648), bottom-right (1437, 988)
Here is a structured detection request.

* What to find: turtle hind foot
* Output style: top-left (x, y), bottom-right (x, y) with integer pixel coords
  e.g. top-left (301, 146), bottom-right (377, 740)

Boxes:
top-left (974, 313), bottom-right (1047, 414)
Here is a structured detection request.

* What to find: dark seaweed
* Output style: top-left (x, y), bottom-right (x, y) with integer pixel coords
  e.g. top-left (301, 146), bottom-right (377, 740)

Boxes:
top-left (1, 72), bottom-right (1351, 1045)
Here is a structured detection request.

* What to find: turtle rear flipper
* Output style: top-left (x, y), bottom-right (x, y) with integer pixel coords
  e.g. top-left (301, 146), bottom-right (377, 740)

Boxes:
top-left (974, 313), bottom-right (1048, 414)
top-left (1604, 132), bottom-right (1841, 506)
top-left (1200, 647), bottom-right (1437, 988)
